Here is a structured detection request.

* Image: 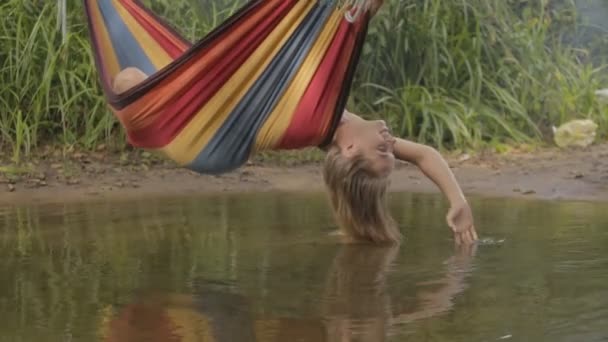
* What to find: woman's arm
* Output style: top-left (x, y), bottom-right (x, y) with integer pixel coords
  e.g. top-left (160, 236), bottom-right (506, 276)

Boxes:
top-left (392, 243), bottom-right (476, 324)
top-left (393, 139), bottom-right (465, 205)
top-left (393, 139), bottom-right (478, 244)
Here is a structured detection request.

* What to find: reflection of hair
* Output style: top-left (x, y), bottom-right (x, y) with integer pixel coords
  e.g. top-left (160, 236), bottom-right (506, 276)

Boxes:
top-left (322, 145), bottom-right (401, 244)
top-left (323, 244), bottom-right (399, 314)
top-left (322, 244), bottom-right (400, 341)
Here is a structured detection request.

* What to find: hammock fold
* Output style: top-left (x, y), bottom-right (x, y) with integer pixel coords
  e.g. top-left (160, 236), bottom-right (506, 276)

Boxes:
top-left (84, 0), bottom-right (370, 173)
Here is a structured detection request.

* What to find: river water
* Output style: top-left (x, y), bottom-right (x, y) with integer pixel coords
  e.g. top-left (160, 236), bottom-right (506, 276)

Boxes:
top-left (0, 192), bottom-right (606, 341)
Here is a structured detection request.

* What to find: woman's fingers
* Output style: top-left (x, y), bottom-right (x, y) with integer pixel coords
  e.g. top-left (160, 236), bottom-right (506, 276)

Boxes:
top-left (464, 231), bottom-right (473, 245)
top-left (455, 225), bottom-right (479, 245)
top-left (457, 229), bottom-right (477, 245)
top-left (471, 227), bottom-right (478, 241)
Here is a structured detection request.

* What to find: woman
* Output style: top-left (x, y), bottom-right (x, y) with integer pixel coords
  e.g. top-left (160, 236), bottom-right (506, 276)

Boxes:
top-left (323, 110), bottom-right (477, 246)
top-left (111, 0), bottom-right (477, 246)
top-left (321, 0), bottom-right (477, 246)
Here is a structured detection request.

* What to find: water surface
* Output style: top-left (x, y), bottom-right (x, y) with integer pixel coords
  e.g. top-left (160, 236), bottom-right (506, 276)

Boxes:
top-left (0, 192), bottom-right (607, 341)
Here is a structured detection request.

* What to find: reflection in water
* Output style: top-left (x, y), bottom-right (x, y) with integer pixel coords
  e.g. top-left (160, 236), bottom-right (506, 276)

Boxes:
top-left (295, 243), bottom-right (474, 341)
top-left (322, 245), bottom-right (399, 342)
top-left (102, 289), bottom-right (257, 342)
top-left (102, 243), bottom-right (475, 342)
top-left (0, 193), bottom-right (607, 342)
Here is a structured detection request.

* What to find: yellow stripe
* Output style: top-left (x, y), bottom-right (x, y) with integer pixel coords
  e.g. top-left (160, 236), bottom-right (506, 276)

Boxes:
top-left (96, 305), bottom-right (115, 341)
top-left (254, 9), bottom-right (342, 151)
top-left (112, 0), bottom-right (173, 70)
top-left (161, 1), bottom-right (316, 165)
top-left (90, 2), bottom-right (121, 81)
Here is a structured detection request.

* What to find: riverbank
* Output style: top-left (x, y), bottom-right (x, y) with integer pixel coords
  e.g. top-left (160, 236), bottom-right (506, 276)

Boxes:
top-left (1, 144), bottom-right (607, 206)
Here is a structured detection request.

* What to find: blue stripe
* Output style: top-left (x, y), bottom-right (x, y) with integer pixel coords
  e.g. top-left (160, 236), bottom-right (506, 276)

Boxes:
top-left (187, 3), bottom-right (334, 174)
top-left (97, 0), bottom-right (157, 75)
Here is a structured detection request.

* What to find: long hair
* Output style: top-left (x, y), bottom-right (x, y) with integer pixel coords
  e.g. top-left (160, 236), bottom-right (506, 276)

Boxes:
top-left (322, 145), bottom-right (401, 244)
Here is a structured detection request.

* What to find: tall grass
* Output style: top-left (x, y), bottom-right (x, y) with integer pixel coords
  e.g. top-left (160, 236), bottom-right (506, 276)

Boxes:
top-left (351, 0), bottom-right (608, 149)
top-left (0, 0), bottom-right (114, 162)
top-left (0, 0), bottom-right (606, 162)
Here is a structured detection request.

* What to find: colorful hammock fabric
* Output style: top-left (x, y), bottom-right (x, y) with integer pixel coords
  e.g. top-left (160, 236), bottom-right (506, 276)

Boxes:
top-left (84, 0), bottom-right (371, 173)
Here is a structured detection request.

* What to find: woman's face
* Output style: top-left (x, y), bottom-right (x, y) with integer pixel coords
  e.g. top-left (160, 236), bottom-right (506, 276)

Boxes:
top-left (333, 116), bottom-right (396, 177)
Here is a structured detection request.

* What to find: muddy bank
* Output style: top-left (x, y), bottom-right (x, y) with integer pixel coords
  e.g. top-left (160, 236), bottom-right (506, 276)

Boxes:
top-left (1, 144), bottom-right (607, 206)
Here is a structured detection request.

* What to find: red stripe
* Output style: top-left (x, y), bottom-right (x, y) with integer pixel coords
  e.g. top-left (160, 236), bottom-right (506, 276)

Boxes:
top-left (131, 0), bottom-right (192, 47)
top-left (315, 21), bottom-right (361, 145)
top-left (125, 0), bottom-right (296, 148)
top-left (278, 19), bottom-right (360, 149)
top-left (120, 0), bottom-right (188, 59)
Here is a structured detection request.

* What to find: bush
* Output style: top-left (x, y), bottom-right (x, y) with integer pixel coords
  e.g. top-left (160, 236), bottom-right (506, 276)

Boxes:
top-left (1, 0), bottom-right (606, 162)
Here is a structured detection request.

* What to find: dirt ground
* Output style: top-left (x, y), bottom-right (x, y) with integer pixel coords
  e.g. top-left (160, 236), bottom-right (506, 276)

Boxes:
top-left (1, 143), bottom-right (607, 206)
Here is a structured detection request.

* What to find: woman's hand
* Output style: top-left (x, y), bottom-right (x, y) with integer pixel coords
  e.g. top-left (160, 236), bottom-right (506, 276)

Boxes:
top-left (446, 200), bottom-right (478, 245)
top-left (369, 0), bottom-right (384, 16)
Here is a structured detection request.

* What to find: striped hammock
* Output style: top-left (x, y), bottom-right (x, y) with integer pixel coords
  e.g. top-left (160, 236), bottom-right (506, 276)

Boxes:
top-left (84, 0), bottom-right (371, 173)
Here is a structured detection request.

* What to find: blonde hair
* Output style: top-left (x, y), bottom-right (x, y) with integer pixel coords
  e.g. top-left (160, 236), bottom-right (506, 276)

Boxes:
top-left (322, 145), bottom-right (401, 244)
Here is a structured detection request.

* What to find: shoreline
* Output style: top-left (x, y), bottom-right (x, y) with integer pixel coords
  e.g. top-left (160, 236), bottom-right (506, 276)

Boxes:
top-left (1, 144), bottom-right (607, 206)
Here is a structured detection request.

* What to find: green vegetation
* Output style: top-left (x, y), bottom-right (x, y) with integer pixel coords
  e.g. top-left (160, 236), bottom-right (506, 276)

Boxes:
top-left (352, 0), bottom-right (608, 149)
top-left (1, 0), bottom-right (607, 163)
top-left (0, 0), bottom-right (111, 162)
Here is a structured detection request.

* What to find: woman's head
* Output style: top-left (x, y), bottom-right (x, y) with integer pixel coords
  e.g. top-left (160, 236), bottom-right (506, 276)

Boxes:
top-left (322, 116), bottom-right (401, 244)
top-left (331, 116), bottom-right (396, 177)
